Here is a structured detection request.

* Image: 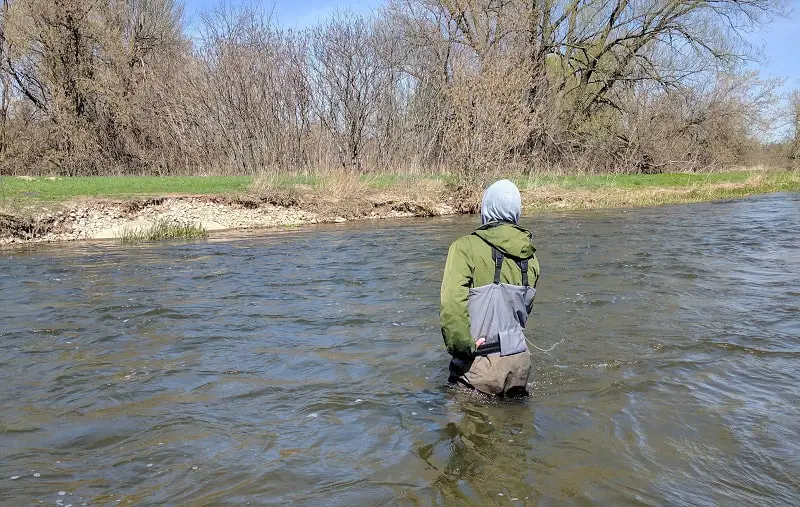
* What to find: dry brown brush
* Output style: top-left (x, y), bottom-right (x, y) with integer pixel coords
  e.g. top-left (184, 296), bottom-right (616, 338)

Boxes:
top-left (0, 0), bottom-right (792, 179)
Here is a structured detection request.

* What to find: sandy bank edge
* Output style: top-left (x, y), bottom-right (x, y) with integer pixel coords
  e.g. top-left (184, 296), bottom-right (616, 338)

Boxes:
top-left (0, 194), bottom-right (460, 245)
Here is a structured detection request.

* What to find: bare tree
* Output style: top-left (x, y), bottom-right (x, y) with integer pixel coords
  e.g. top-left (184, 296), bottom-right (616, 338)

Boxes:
top-left (182, 3), bottom-right (316, 174)
top-left (305, 12), bottom-right (392, 170)
top-left (0, 0), bottom-right (187, 174)
top-left (790, 90), bottom-right (800, 168)
top-left (0, 0), bottom-right (12, 156)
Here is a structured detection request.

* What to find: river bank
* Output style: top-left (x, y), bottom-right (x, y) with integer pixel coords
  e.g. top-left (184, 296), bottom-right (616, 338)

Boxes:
top-left (1, 170), bottom-right (797, 245)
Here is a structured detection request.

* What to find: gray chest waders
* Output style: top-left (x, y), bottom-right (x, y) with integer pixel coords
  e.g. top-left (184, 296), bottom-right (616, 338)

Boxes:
top-left (469, 246), bottom-right (537, 357)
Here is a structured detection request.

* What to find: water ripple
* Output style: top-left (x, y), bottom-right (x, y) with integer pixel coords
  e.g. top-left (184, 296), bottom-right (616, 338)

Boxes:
top-left (1, 193), bottom-right (799, 504)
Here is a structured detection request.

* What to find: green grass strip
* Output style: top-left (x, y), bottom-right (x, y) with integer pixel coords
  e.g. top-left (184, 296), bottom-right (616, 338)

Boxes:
top-left (0, 176), bottom-right (251, 201)
top-left (514, 171), bottom-right (752, 190)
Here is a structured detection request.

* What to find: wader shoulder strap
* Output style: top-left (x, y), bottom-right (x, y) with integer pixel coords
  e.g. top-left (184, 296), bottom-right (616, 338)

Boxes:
top-left (519, 258), bottom-right (529, 287)
top-left (491, 247), bottom-right (503, 284)
top-left (491, 247), bottom-right (530, 287)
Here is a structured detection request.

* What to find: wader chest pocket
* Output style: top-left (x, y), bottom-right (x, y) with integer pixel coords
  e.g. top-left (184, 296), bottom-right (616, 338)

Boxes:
top-left (499, 328), bottom-right (527, 356)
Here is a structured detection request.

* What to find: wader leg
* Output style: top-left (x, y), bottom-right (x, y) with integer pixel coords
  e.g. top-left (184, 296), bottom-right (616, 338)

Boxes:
top-left (501, 352), bottom-right (532, 396)
top-left (450, 353), bottom-right (531, 396)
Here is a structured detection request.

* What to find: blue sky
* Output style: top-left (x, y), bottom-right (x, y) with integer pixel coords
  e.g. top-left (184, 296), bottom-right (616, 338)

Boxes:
top-left (183, 0), bottom-right (800, 91)
top-left (746, 1), bottom-right (800, 89)
top-left (183, 0), bottom-right (382, 29)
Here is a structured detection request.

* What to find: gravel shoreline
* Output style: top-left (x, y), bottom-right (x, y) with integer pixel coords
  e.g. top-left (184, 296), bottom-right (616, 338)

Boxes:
top-left (0, 195), bottom-right (458, 245)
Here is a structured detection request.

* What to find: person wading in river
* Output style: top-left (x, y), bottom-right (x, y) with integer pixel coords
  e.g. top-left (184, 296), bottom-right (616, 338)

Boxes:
top-left (440, 179), bottom-right (540, 396)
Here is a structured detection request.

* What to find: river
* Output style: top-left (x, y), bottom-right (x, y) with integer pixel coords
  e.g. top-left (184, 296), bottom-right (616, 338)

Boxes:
top-left (1, 193), bottom-right (798, 505)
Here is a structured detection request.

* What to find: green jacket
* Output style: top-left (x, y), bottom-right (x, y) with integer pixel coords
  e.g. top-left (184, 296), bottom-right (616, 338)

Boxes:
top-left (440, 223), bottom-right (540, 358)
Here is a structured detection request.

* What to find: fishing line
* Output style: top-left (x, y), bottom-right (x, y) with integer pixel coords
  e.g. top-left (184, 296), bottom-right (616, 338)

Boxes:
top-left (526, 337), bottom-right (564, 353)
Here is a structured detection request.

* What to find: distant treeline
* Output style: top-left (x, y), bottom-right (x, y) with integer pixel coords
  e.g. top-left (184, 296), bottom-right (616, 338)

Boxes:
top-left (0, 0), bottom-right (797, 177)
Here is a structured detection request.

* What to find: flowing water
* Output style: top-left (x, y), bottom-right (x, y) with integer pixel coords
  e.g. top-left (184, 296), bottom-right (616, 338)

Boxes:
top-left (1, 193), bottom-right (799, 506)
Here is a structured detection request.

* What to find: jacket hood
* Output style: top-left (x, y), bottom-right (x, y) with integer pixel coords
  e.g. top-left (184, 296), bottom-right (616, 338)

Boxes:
top-left (481, 179), bottom-right (521, 225)
top-left (473, 223), bottom-right (535, 259)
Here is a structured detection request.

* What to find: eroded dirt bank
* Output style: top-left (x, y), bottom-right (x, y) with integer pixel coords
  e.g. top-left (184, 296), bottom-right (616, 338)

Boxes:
top-left (0, 194), bottom-right (459, 245)
top-left (1, 177), bottom-right (793, 245)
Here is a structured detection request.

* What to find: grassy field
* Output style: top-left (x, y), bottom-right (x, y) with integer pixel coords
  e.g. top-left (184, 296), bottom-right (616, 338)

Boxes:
top-left (517, 170), bottom-right (800, 210)
top-left (1, 170), bottom-right (797, 208)
top-left (0, 174), bottom-right (454, 201)
top-left (514, 171), bottom-right (753, 189)
top-left (0, 175), bottom-right (252, 201)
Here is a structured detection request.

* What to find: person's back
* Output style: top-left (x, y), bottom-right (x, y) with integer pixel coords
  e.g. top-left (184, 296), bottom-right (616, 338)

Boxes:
top-left (440, 180), bottom-right (540, 395)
